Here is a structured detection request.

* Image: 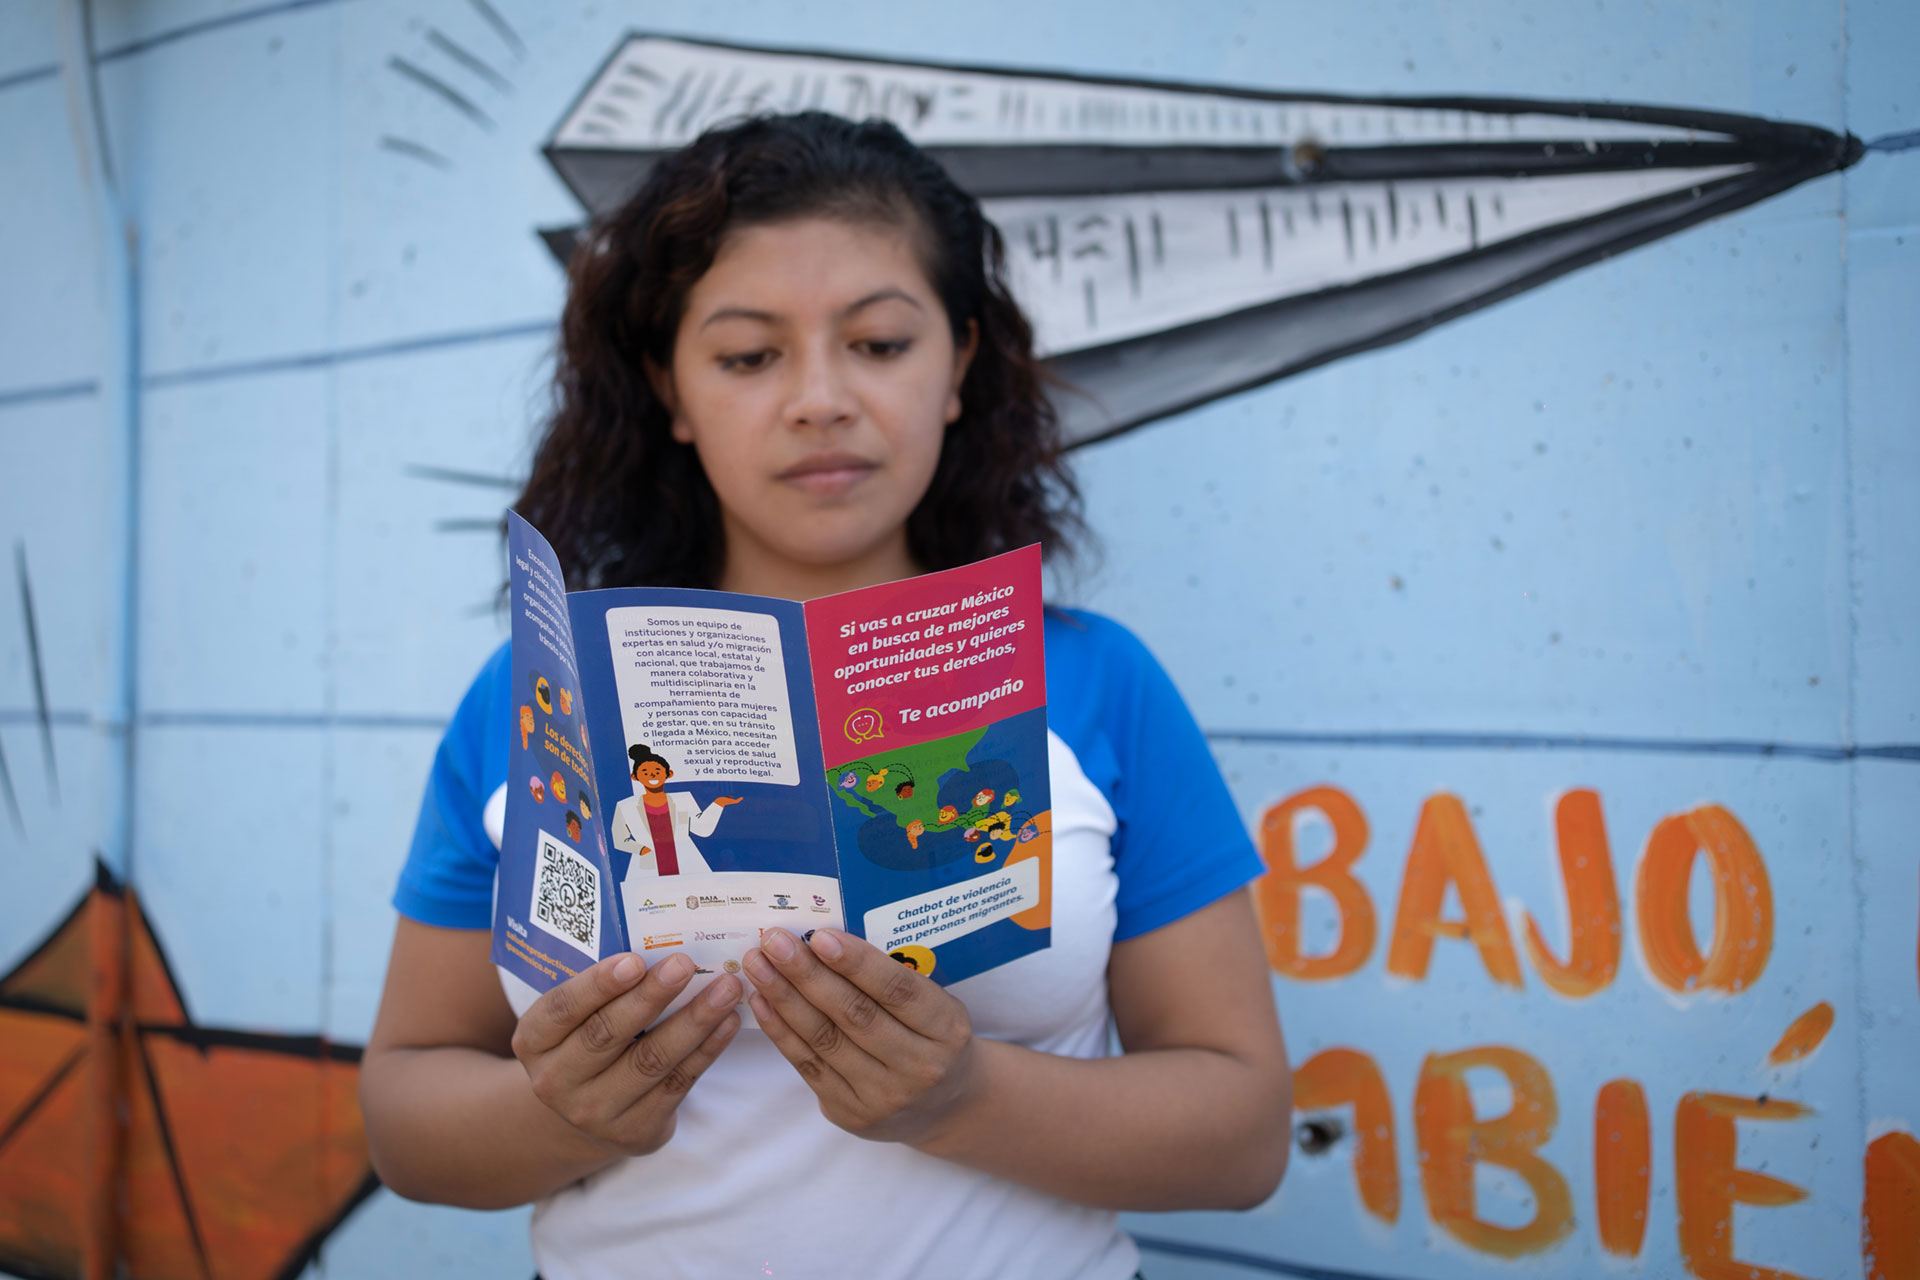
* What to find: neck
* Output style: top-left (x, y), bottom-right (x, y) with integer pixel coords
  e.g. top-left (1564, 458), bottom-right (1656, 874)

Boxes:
top-left (716, 523), bottom-right (922, 601)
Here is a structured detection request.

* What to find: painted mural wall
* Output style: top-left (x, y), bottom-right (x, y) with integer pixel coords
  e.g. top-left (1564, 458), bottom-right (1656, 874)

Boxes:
top-left (0, 1), bottom-right (1914, 1277)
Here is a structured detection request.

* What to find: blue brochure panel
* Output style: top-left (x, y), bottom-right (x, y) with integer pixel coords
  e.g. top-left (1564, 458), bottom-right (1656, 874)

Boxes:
top-left (494, 513), bottom-right (627, 990)
top-left (567, 583), bottom-right (842, 1016)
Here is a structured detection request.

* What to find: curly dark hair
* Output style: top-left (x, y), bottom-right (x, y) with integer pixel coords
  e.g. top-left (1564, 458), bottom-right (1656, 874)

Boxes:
top-left (513, 111), bottom-right (1083, 591)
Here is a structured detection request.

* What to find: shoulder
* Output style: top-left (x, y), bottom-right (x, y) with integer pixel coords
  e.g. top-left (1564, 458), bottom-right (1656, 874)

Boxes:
top-left (392, 640), bottom-right (514, 929)
top-left (1043, 606), bottom-right (1262, 941)
top-left (1042, 606), bottom-right (1182, 752)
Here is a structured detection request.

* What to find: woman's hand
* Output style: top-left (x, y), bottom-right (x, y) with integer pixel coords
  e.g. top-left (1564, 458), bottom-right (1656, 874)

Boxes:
top-left (511, 951), bottom-right (743, 1157)
top-left (743, 928), bottom-right (977, 1144)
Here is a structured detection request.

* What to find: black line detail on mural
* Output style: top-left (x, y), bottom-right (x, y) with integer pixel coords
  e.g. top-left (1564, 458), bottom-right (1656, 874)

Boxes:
top-left (93, 0), bottom-right (341, 63)
top-left (135, 1039), bottom-right (215, 1279)
top-left (0, 379), bottom-right (100, 411)
top-left (467, 0), bottom-right (527, 62)
top-left (388, 56), bottom-right (494, 131)
top-left (0, 731), bottom-right (21, 838)
top-left (379, 135), bottom-right (453, 170)
top-left (141, 318), bottom-right (554, 388)
top-left (426, 27), bottom-right (511, 95)
top-left (272, 1172), bottom-right (383, 1280)
top-left (404, 463), bottom-right (520, 489)
top-left (14, 544), bottom-right (57, 803)
top-left (0, 710), bottom-right (89, 727)
top-left (0, 63), bottom-right (60, 95)
top-left (0, 1044), bottom-right (83, 1153)
top-left (1134, 1234), bottom-right (1418, 1280)
top-left (140, 1024), bottom-right (367, 1061)
top-left (435, 516), bottom-right (504, 534)
top-left (1204, 727), bottom-right (1920, 764)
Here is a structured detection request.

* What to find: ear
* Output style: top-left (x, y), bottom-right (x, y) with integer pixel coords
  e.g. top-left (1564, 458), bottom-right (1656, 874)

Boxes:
top-left (645, 356), bottom-right (693, 444)
top-left (943, 320), bottom-right (980, 425)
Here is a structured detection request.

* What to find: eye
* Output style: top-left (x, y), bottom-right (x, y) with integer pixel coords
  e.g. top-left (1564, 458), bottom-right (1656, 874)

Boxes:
top-left (718, 349), bottom-right (774, 372)
top-left (856, 338), bottom-right (913, 359)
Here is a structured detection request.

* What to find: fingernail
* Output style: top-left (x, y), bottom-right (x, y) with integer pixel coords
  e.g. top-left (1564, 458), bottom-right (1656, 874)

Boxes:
top-left (613, 954), bottom-right (643, 985)
top-left (810, 930), bottom-right (844, 961)
top-left (661, 953), bottom-right (694, 983)
top-left (763, 929), bottom-right (796, 961)
top-left (704, 974), bottom-right (741, 1008)
top-left (744, 949), bottom-right (776, 983)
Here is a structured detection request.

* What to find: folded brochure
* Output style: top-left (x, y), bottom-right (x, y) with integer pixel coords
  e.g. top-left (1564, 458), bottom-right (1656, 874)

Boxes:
top-left (495, 511), bottom-right (1052, 1020)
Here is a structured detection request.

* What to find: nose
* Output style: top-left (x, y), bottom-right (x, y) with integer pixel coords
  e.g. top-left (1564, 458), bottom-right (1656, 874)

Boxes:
top-left (784, 340), bottom-right (856, 430)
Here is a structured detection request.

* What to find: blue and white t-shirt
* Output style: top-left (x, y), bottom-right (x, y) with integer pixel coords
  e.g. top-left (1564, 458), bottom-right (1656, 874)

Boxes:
top-left (396, 608), bottom-right (1262, 1280)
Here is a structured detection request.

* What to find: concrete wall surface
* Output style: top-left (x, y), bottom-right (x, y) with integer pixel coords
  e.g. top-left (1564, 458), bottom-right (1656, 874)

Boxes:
top-left (0, 1), bottom-right (1914, 1277)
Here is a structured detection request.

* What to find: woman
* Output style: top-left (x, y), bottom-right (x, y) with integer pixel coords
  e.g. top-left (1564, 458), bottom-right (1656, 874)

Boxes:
top-left (362, 111), bottom-right (1290, 1279)
top-left (607, 743), bottom-right (740, 878)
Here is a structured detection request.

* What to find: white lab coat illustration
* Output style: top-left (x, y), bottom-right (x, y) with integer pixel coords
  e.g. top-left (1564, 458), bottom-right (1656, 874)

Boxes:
top-left (611, 791), bottom-right (727, 877)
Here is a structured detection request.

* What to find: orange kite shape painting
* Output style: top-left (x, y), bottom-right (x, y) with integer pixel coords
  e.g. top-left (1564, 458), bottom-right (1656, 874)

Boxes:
top-left (0, 865), bottom-right (377, 1280)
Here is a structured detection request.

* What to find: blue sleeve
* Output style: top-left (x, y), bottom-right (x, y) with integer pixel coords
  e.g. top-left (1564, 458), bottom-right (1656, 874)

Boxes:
top-left (1059, 612), bottom-right (1263, 942)
top-left (392, 643), bottom-right (510, 929)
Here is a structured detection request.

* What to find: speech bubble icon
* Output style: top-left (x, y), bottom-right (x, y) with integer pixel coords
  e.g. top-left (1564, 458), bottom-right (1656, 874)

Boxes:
top-left (844, 707), bottom-right (883, 744)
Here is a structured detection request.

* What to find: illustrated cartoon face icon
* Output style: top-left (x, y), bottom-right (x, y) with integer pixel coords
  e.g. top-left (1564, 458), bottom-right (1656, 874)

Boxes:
top-left (974, 845), bottom-right (997, 863)
top-left (1017, 821), bottom-right (1037, 843)
top-left (962, 827), bottom-right (983, 843)
top-left (557, 687), bottom-right (573, 716)
top-left (528, 774), bottom-right (546, 802)
top-left (579, 793), bottom-right (591, 819)
top-left (895, 780), bottom-right (914, 799)
top-left (518, 705), bottom-right (534, 748)
top-left (990, 825), bottom-right (1013, 842)
top-left (905, 819), bottom-right (924, 849)
top-left (1003, 788), bottom-right (1020, 805)
top-left (972, 788), bottom-right (995, 808)
top-left (888, 944), bottom-right (935, 975)
top-left (635, 760), bottom-right (669, 790)
top-left (532, 674), bottom-right (553, 714)
top-left (565, 812), bottom-right (582, 842)
top-left (865, 768), bottom-right (888, 793)
top-left (550, 772), bottom-right (567, 804)
top-left (838, 771), bottom-right (859, 790)
top-left (936, 805), bottom-right (958, 824)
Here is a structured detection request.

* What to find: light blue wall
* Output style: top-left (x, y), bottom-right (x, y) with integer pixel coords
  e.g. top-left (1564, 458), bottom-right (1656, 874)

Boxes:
top-left (1, 1), bottom-right (1913, 1277)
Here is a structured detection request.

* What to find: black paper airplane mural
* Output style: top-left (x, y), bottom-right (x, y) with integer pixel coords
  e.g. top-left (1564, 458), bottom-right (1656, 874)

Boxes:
top-left (534, 35), bottom-right (1861, 446)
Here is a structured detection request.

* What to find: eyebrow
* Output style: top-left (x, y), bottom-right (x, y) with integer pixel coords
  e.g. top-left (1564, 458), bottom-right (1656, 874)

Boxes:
top-left (698, 287), bottom-right (925, 331)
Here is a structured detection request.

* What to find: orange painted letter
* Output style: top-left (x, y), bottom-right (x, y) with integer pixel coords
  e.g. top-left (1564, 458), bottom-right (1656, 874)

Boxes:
top-left (1293, 1048), bottom-right (1399, 1224)
top-left (1388, 794), bottom-right (1524, 987)
top-left (1522, 789), bottom-right (1621, 997)
top-left (1864, 1130), bottom-right (1919, 1280)
top-left (1414, 1045), bottom-right (1573, 1256)
top-left (1256, 786), bottom-right (1374, 980)
top-left (1595, 1078), bottom-right (1650, 1257)
top-left (1674, 1092), bottom-right (1811, 1279)
top-left (1636, 805), bottom-right (1773, 993)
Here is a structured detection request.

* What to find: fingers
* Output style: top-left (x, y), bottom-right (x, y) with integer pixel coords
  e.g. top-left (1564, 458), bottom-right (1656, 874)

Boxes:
top-left (748, 986), bottom-right (836, 1088)
top-left (742, 932), bottom-right (887, 1081)
top-left (512, 951), bottom-right (648, 1058)
top-left (803, 929), bottom-right (955, 1040)
top-left (586, 973), bottom-right (745, 1125)
top-left (515, 952), bottom-right (700, 1089)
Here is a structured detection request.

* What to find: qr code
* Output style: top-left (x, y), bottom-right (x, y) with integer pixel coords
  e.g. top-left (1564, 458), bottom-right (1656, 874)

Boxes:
top-left (531, 831), bottom-right (600, 953)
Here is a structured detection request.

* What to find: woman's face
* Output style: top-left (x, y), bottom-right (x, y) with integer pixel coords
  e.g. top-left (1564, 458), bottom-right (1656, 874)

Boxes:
top-left (657, 215), bottom-right (975, 594)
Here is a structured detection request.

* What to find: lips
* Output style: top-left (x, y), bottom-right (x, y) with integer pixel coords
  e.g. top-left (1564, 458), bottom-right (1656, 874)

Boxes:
top-left (777, 452), bottom-right (878, 496)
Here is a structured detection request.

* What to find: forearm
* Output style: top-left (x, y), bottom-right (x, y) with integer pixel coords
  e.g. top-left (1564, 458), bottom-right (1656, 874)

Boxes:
top-left (912, 1038), bottom-right (1292, 1211)
top-left (360, 1044), bottom-right (620, 1209)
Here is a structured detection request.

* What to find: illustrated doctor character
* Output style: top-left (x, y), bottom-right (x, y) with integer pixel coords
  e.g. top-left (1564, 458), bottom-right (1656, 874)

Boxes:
top-left (611, 743), bottom-right (741, 877)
